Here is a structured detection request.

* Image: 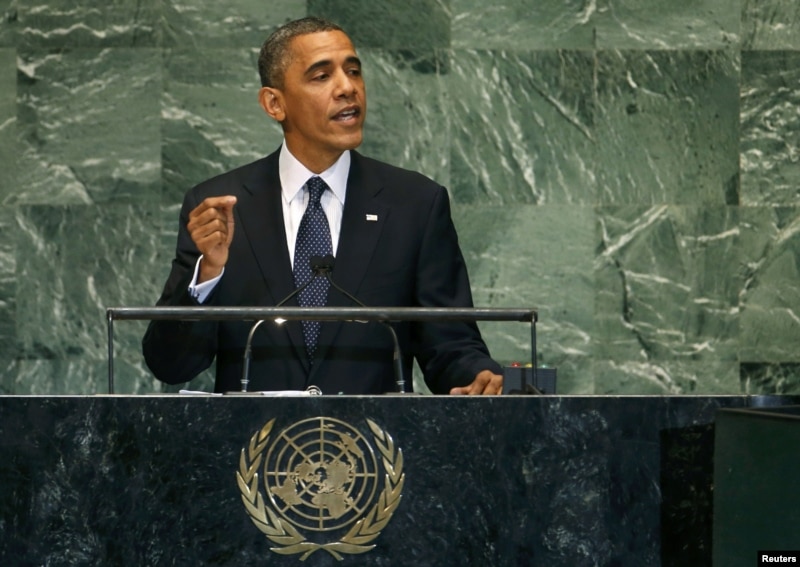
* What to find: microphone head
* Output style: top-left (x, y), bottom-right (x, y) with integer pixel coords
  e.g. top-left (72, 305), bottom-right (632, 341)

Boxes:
top-left (310, 255), bottom-right (335, 274)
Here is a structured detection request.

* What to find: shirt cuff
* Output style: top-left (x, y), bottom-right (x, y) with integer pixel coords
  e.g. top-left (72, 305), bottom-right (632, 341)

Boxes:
top-left (188, 255), bottom-right (223, 304)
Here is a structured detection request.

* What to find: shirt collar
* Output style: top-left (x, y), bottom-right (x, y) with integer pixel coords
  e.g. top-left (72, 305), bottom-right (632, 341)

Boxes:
top-left (279, 143), bottom-right (350, 206)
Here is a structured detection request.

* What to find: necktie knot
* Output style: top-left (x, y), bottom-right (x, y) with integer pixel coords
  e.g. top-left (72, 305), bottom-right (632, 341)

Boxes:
top-left (306, 176), bottom-right (327, 206)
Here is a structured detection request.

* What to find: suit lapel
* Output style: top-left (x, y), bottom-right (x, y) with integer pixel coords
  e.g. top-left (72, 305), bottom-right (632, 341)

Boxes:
top-left (330, 152), bottom-right (389, 302)
top-left (310, 153), bottom-right (389, 383)
top-left (237, 150), bottom-right (309, 371)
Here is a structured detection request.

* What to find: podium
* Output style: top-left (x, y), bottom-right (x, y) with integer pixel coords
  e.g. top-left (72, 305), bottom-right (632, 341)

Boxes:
top-left (2, 394), bottom-right (798, 566)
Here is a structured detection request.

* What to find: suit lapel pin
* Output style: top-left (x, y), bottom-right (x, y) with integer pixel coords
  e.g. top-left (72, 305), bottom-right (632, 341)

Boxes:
top-left (366, 214), bottom-right (378, 222)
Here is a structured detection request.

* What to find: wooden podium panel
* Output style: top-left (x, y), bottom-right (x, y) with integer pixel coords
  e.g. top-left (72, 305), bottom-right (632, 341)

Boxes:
top-left (1, 395), bottom-right (797, 566)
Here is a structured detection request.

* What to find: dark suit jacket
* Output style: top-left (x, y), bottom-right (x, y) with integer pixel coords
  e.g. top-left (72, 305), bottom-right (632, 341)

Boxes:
top-left (142, 148), bottom-right (501, 394)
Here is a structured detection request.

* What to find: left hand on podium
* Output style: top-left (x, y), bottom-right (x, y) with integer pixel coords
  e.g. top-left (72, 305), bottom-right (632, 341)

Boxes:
top-left (449, 370), bottom-right (503, 395)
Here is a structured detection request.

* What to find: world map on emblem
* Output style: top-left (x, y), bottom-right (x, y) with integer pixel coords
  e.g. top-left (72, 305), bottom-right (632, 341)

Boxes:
top-left (264, 417), bottom-right (380, 531)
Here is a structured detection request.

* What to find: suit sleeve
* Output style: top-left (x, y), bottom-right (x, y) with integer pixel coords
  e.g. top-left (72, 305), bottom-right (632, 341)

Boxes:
top-left (141, 189), bottom-right (220, 385)
top-left (411, 187), bottom-right (502, 393)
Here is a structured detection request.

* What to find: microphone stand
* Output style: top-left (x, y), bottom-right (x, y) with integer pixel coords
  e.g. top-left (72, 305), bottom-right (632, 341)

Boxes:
top-left (318, 258), bottom-right (407, 394)
top-left (240, 254), bottom-right (408, 395)
top-left (239, 259), bottom-right (328, 393)
top-left (240, 320), bottom-right (267, 393)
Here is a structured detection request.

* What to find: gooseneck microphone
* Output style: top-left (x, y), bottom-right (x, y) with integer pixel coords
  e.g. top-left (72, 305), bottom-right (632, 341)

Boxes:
top-left (314, 255), bottom-right (406, 394)
top-left (239, 256), bottom-right (333, 392)
top-left (239, 254), bottom-right (407, 394)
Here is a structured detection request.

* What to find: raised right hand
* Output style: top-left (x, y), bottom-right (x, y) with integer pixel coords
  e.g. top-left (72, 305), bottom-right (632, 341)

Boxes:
top-left (187, 195), bottom-right (237, 283)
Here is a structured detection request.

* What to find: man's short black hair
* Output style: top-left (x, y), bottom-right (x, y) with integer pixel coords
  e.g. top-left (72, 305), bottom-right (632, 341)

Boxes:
top-left (258, 17), bottom-right (345, 89)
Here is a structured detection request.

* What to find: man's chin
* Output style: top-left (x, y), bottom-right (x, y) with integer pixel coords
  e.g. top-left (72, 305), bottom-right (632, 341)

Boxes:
top-left (338, 132), bottom-right (364, 151)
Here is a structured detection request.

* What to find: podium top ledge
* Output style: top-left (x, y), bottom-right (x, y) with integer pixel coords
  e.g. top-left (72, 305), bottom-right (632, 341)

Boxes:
top-left (106, 306), bottom-right (538, 323)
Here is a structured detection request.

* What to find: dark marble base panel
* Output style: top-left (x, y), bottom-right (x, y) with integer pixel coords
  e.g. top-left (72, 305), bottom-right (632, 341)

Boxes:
top-left (1, 395), bottom-right (797, 566)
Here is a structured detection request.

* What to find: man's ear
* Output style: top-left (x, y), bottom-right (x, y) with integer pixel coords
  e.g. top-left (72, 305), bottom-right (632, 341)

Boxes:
top-left (258, 87), bottom-right (285, 122)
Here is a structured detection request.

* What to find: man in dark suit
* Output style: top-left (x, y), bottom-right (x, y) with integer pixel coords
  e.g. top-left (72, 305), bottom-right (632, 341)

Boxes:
top-left (142, 17), bottom-right (503, 395)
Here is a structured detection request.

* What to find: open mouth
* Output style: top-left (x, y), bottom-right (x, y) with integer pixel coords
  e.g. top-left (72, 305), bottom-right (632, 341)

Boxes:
top-left (333, 107), bottom-right (360, 122)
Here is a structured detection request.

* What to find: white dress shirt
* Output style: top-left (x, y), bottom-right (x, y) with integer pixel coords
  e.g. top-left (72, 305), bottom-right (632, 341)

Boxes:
top-left (189, 143), bottom-right (350, 302)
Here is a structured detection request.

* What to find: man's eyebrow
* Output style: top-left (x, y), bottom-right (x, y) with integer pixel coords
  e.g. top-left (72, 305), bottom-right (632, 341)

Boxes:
top-left (304, 56), bottom-right (362, 76)
top-left (345, 56), bottom-right (362, 68)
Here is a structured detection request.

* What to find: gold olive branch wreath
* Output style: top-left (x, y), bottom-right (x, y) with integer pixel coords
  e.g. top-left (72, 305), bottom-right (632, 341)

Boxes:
top-left (236, 418), bottom-right (405, 561)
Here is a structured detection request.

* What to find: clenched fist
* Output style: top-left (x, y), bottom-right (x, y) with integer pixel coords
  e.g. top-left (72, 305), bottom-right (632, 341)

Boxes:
top-left (187, 195), bottom-right (237, 282)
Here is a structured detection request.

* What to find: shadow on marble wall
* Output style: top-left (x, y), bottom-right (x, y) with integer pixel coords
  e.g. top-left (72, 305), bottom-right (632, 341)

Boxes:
top-left (741, 362), bottom-right (800, 394)
top-left (0, 2), bottom-right (799, 395)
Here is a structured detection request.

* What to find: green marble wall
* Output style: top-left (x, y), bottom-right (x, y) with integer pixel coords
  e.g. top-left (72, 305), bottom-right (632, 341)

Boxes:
top-left (1, 0), bottom-right (798, 395)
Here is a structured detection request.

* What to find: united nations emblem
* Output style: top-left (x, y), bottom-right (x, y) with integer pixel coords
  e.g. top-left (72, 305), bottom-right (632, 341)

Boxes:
top-left (237, 417), bottom-right (405, 560)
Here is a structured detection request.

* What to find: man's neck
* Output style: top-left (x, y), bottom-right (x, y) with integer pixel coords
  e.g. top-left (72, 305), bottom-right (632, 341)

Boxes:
top-left (283, 143), bottom-right (343, 174)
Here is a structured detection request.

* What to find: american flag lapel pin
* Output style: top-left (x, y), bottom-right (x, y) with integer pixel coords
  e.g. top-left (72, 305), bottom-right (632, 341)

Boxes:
top-left (366, 214), bottom-right (378, 222)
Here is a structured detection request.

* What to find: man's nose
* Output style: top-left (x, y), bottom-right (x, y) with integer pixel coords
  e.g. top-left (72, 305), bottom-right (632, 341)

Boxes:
top-left (333, 70), bottom-right (357, 97)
